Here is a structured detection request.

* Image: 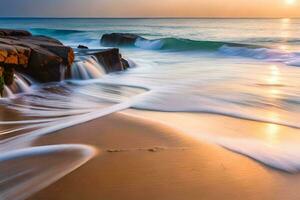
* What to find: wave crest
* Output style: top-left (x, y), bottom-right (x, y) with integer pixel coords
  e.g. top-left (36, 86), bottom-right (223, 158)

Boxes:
top-left (135, 37), bottom-right (254, 51)
top-left (133, 37), bottom-right (300, 66)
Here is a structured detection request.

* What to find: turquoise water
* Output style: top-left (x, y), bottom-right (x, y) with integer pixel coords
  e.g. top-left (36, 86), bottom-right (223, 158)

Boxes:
top-left (1, 18), bottom-right (300, 175)
top-left (1, 18), bottom-right (300, 49)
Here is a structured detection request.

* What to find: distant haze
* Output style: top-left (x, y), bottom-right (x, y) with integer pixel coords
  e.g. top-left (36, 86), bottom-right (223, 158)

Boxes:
top-left (1, 0), bottom-right (300, 18)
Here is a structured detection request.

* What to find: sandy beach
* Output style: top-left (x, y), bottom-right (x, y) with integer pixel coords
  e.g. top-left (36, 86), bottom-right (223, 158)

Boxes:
top-left (26, 110), bottom-right (300, 200)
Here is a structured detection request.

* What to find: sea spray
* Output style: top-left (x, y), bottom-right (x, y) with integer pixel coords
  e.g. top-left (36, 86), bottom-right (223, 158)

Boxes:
top-left (0, 74), bottom-right (32, 98)
top-left (71, 56), bottom-right (106, 80)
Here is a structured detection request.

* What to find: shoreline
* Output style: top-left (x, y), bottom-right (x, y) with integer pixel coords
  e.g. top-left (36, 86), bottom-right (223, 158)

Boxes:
top-left (27, 110), bottom-right (300, 200)
top-left (0, 19), bottom-right (300, 200)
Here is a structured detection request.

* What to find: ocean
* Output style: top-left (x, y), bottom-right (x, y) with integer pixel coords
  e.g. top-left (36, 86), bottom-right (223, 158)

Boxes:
top-left (1, 18), bottom-right (300, 185)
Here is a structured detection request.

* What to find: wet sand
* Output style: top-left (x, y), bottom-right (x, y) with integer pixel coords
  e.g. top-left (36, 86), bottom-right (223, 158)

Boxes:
top-left (28, 110), bottom-right (300, 200)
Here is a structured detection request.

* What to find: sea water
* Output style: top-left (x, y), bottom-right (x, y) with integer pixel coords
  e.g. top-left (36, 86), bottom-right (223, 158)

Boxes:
top-left (1, 18), bottom-right (300, 177)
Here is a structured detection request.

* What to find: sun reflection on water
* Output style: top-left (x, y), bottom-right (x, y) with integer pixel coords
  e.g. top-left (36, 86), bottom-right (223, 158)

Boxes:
top-left (265, 112), bottom-right (281, 145)
top-left (279, 45), bottom-right (289, 51)
top-left (281, 18), bottom-right (291, 23)
top-left (267, 65), bottom-right (281, 85)
top-left (279, 17), bottom-right (291, 51)
top-left (269, 89), bottom-right (280, 97)
top-left (264, 65), bottom-right (282, 144)
top-left (266, 65), bottom-right (281, 101)
top-left (265, 123), bottom-right (280, 145)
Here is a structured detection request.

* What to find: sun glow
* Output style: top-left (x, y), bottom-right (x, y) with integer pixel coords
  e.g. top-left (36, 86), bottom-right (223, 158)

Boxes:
top-left (286, 0), bottom-right (296, 5)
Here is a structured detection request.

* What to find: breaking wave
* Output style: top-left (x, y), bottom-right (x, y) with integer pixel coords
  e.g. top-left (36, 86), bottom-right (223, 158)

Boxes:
top-left (134, 37), bottom-right (300, 66)
top-left (134, 37), bottom-right (254, 51)
top-left (219, 45), bottom-right (300, 67)
top-left (28, 29), bottom-right (300, 67)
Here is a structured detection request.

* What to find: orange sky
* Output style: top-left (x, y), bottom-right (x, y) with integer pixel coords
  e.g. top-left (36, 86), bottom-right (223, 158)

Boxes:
top-left (106, 0), bottom-right (300, 18)
top-left (1, 0), bottom-right (300, 18)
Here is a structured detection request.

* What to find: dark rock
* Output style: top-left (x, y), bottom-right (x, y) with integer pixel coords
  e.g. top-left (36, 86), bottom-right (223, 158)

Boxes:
top-left (77, 45), bottom-right (89, 49)
top-left (101, 33), bottom-right (143, 47)
top-left (121, 57), bottom-right (130, 69)
top-left (3, 67), bottom-right (14, 85)
top-left (0, 67), bottom-right (4, 96)
top-left (86, 48), bottom-right (129, 73)
top-left (0, 29), bottom-right (74, 83)
top-left (0, 66), bottom-right (14, 96)
top-left (0, 29), bottom-right (32, 37)
top-left (0, 29), bottom-right (133, 95)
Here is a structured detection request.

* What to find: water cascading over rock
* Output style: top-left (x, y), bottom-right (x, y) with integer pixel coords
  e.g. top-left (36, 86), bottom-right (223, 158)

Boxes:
top-left (72, 48), bottom-right (130, 80)
top-left (0, 29), bottom-right (131, 96)
top-left (0, 29), bottom-right (75, 96)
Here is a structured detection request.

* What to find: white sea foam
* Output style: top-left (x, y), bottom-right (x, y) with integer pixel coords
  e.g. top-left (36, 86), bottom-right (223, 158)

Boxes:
top-left (216, 137), bottom-right (300, 173)
top-left (219, 45), bottom-right (300, 67)
top-left (0, 144), bottom-right (97, 200)
top-left (3, 54), bottom-right (300, 174)
top-left (71, 56), bottom-right (105, 80)
top-left (2, 74), bottom-right (32, 98)
top-left (135, 38), bottom-right (164, 50)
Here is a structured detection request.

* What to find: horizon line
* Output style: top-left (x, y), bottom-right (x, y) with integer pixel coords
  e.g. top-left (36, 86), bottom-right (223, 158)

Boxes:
top-left (0, 17), bottom-right (299, 19)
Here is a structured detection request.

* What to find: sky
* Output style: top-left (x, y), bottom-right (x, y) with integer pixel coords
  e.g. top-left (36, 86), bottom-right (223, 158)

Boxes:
top-left (0, 0), bottom-right (300, 18)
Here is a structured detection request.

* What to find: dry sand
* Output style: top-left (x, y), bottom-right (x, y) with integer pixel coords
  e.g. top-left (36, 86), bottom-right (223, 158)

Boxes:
top-left (28, 110), bottom-right (300, 200)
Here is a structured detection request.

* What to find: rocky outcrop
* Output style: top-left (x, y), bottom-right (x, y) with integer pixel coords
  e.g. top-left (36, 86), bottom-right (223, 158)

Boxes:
top-left (77, 45), bottom-right (88, 49)
top-left (0, 29), bottom-right (74, 87)
top-left (0, 29), bottom-right (132, 96)
top-left (101, 33), bottom-right (143, 47)
top-left (0, 29), bottom-right (32, 37)
top-left (81, 48), bottom-right (130, 72)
